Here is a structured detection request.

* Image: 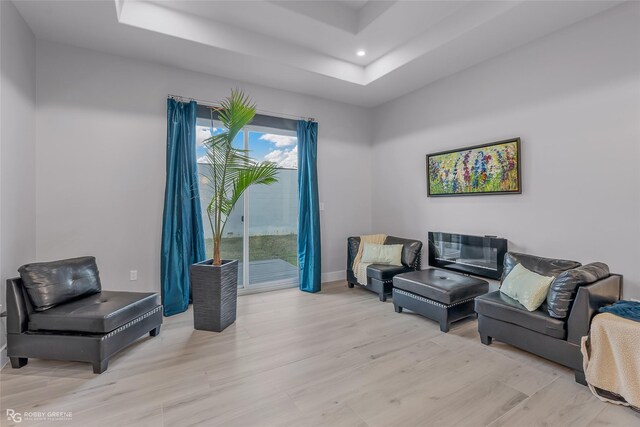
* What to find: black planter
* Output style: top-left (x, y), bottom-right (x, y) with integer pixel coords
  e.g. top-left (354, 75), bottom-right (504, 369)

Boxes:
top-left (190, 259), bottom-right (239, 332)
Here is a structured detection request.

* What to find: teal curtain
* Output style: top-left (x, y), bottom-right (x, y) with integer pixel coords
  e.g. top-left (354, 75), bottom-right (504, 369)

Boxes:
top-left (161, 99), bottom-right (206, 316)
top-left (297, 120), bottom-right (321, 293)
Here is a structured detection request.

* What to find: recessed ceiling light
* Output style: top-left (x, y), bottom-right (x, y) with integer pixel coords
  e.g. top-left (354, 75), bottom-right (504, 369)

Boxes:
top-left (357, 50), bottom-right (366, 57)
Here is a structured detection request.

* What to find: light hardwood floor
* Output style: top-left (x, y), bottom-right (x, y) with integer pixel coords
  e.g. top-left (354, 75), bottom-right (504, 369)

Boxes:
top-left (1, 281), bottom-right (638, 427)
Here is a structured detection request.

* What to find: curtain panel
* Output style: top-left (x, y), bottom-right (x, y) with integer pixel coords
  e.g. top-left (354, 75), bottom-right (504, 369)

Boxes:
top-left (297, 120), bottom-right (321, 293)
top-left (161, 99), bottom-right (206, 315)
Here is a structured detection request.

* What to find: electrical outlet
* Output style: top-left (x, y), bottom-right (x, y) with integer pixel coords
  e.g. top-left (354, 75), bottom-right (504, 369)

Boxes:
top-left (130, 270), bottom-right (138, 281)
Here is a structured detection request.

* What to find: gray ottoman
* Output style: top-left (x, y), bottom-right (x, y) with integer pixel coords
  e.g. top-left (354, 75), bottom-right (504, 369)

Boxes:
top-left (393, 269), bottom-right (489, 332)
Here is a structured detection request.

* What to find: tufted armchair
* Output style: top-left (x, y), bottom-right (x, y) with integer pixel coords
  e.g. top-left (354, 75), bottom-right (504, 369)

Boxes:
top-left (346, 236), bottom-right (422, 301)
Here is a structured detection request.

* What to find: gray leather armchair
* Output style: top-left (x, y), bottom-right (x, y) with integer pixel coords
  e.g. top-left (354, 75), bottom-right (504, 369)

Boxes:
top-left (475, 252), bottom-right (621, 384)
top-left (347, 236), bottom-right (422, 301)
top-left (6, 256), bottom-right (163, 373)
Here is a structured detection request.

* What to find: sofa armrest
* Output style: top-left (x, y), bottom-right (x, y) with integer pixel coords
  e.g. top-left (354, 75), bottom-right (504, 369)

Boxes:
top-left (6, 278), bottom-right (32, 334)
top-left (566, 274), bottom-right (621, 345)
top-left (414, 252), bottom-right (422, 271)
top-left (347, 237), bottom-right (361, 271)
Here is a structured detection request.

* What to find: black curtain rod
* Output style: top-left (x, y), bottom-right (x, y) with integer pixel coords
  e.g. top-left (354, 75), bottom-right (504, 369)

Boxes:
top-left (167, 94), bottom-right (316, 123)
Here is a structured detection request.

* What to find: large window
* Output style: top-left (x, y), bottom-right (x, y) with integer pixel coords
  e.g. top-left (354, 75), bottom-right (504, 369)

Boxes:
top-left (196, 117), bottom-right (298, 290)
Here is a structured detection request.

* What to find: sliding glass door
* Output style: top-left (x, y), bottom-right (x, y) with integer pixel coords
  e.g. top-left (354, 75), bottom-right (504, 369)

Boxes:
top-left (246, 127), bottom-right (298, 287)
top-left (196, 119), bottom-right (298, 290)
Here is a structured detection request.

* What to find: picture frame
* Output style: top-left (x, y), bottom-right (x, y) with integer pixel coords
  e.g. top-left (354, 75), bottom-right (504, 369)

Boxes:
top-left (426, 138), bottom-right (521, 197)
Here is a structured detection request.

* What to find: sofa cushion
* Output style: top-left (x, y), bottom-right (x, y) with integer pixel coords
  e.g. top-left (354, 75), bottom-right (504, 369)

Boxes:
top-left (384, 236), bottom-right (423, 268)
top-left (547, 262), bottom-right (610, 319)
top-left (393, 269), bottom-right (489, 305)
top-left (502, 252), bottom-right (581, 282)
top-left (18, 256), bottom-right (102, 311)
top-left (361, 243), bottom-right (403, 266)
top-left (367, 264), bottom-right (411, 281)
top-left (28, 291), bottom-right (160, 334)
top-left (475, 291), bottom-right (566, 339)
top-left (500, 264), bottom-right (554, 311)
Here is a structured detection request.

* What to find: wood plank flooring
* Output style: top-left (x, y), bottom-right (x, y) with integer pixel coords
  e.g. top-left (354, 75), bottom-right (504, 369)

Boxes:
top-left (1, 281), bottom-right (638, 427)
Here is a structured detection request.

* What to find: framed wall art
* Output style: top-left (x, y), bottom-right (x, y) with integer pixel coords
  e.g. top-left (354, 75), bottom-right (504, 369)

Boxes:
top-left (426, 138), bottom-right (521, 197)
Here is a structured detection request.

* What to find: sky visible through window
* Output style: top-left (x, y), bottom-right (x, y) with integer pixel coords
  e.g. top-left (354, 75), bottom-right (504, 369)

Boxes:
top-left (196, 126), bottom-right (298, 169)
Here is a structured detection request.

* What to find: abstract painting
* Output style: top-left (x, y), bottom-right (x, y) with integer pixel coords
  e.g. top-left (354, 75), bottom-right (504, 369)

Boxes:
top-left (426, 138), bottom-right (521, 196)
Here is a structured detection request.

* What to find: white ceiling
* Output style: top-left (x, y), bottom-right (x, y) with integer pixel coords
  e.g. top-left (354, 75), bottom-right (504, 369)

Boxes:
top-left (14, 0), bottom-right (623, 107)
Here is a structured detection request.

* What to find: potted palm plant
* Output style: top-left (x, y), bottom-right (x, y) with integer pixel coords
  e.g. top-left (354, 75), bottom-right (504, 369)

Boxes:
top-left (191, 89), bottom-right (279, 332)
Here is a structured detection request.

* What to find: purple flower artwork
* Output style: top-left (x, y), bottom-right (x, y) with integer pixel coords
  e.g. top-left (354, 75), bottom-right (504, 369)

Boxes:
top-left (427, 139), bottom-right (521, 196)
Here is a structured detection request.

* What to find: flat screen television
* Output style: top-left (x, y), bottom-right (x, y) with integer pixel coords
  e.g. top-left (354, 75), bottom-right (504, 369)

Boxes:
top-left (428, 232), bottom-right (508, 280)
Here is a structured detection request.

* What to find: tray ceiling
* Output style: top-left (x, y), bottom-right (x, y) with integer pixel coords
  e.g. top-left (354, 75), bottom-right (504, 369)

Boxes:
top-left (14, 0), bottom-right (623, 106)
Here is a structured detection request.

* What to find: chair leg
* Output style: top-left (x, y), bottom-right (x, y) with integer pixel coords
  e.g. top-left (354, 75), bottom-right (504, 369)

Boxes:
top-left (93, 359), bottom-right (109, 374)
top-left (379, 293), bottom-right (387, 302)
top-left (480, 334), bottom-right (492, 345)
top-left (394, 305), bottom-right (403, 313)
top-left (574, 370), bottom-right (587, 386)
top-left (150, 326), bottom-right (161, 337)
top-left (347, 282), bottom-right (354, 289)
top-left (10, 357), bottom-right (28, 369)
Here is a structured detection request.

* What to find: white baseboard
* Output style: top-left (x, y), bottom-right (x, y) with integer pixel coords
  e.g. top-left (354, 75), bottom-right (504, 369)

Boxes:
top-left (0, 345), bottom-right (7, 370)
top-left (322, 270), bottom-right (345, 283)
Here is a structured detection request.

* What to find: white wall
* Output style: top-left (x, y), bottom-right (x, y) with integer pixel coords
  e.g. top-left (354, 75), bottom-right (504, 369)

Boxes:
top-left (35, 40), bottom-right (372, 293)
top-left (0, 0), bottom-right (37, 365)
top-left (371, 2), bottom-right (640, 298)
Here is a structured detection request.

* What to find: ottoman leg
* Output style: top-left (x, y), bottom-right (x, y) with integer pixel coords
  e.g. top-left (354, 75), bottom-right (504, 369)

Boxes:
top-left (394, 305), bottom-right (403, 313)
top-left (480, 334), bottom-right (492, 345)
top-left (150, 326), bottom-right (161, 337)
top-left (439, 310), bottom-right (450, 333)
top-left (379, 293), bottom-right (387, 302)
top-left (93, 359), bottom-right (109, 374)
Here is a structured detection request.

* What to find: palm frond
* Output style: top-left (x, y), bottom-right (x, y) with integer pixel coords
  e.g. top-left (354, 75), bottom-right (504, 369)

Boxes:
top-left (221, 161), bottom-right (279, 219)
top-left (216, 89), bottom-right (256, 145)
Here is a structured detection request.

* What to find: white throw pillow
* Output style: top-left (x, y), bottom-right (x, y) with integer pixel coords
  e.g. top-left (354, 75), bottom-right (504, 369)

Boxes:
top-left (360, 243), bottom-right (403, 266)
top-left (500, 263), bottom-right (554, 311)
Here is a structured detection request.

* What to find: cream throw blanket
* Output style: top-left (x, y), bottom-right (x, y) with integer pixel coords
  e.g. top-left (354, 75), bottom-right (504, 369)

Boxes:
top-left (581, 312), bottom-right (640, 409)
top-left (353, 234), bottom-right (387, 286)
